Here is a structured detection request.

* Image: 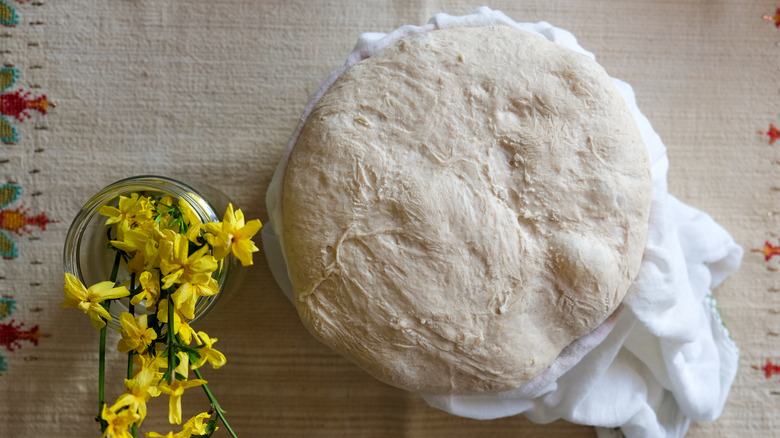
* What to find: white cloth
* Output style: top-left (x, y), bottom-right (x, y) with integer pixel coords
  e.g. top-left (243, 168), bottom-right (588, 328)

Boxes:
top-left (262, 7), bottom-right (743, 437)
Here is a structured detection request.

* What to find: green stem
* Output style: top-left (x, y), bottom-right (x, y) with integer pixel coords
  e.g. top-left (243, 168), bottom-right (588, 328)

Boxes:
top-left (127, 273), bottom-right (135, 379)
top-left (98, 250), bottom-right (122, 432)
top-left (193, 368), bottom-right (238, 438)
top-left (127, 273), bottom-right (136, 379)
top-left (127, 346), bottom-right (135, 378)
top-left (167, 294), bottom-right (175, 384)
top-left (128, 274), bottom-right (137, 438)
top-left (109, 251), bottom-right (122, 284)
top-left (98, 322), bottom-right (107, 431)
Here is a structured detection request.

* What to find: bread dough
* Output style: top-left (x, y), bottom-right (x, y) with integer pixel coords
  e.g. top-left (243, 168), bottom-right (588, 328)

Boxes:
top-left (282, 25), bottom-right (652, 394)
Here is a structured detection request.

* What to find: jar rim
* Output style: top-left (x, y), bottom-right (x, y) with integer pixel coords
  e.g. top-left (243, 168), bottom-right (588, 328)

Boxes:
top-left (76, 175), bottom-right (220, 223)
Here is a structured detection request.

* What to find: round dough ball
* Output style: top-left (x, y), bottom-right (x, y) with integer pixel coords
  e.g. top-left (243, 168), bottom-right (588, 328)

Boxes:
top-left (282, 25), bottom-right (652, 394)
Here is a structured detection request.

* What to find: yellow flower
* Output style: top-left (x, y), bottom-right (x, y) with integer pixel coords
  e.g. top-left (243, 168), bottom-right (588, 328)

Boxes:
top-left (179, 198), bottom-right (202, 226)
top-left (178, 319), bottom-right (196, 345)
top-left (132, 270), bottom-right (161, 311)
top-left (99, 194), bottom-right (155, 240)
top-left (101, 404), bottom-right (139, 438)
top-left (156, 299), bottom-right (196, 344)
top-left (110, 366), bottom-right (158, 426)
top-left (192, 331), bottom-right (226, 370)
top-left (174, 351), bottom-right (190, 378)
top-left (134, 351), bottom-right (165, 370)
top-left (159, 231), bottom-right (218, 289)
top-left (99, 193), bottom-right (144, 226)
top-left (183, 412), bottom-right (214, 436)
top-left (60, 273), bottom-right (130, 329)
top-left (144, 432), bottom-right (185, 438)
top-left (145, 412), bottom-right (215, 438)
top-left (171, 277), bottom-right (219, 320)
top-left (111, 228), bottom-right (150, 254)
top-left (111, 228), bottom-right (162, 273)
top-left (159, 378), bottom-right (207, 425)
top-left (117, 313), bottom-right (157, 354)
top-left (157, 298), bottom-right (182, 327)
top-left (184, 224), bottom-right (202, 245)
top-left (179, 198), bottom-right (204, 243)
top-left (125, 252), bottom-right (146, 276)
top-left (132, 353), bottom-right (166, 397)
top-left (204, 203), bottom-right (262, 266)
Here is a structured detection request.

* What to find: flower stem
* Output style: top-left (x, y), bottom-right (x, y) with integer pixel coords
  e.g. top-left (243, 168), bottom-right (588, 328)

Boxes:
top-left (167, 294), bottom-right (175, 384)
top-left (98, 250), bottom-right (123, 432)
top-left (109, 250), bottom-right (122, 285)
top-left (193, 368), bottom-right (238, 438)
top-left (127, 274), bottom-right (136, 378)
top-left (98, 322), bottom-right (107, 431)
top-left (128, 274), bottom-right (137, 438)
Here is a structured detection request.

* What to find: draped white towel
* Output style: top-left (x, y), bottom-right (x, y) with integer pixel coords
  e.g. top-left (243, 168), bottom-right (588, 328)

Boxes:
top-left (262, 7), bottom-right (743, 437)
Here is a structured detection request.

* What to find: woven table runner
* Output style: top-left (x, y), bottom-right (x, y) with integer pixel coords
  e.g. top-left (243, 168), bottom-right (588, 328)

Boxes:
top-left (0, 1), bottom-right (776, 436)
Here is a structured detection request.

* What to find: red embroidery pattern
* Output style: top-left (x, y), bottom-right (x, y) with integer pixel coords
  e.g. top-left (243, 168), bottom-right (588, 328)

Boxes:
top-left (754, 359), bottom-right (780, 378)
top-left (762, 124), bottom-right (780, 144)
top-left (0, 320), bottom-right (40, 352)
top-left (1, 89), bottom-right (50, 121)
top-left (755, 240), bottom-right (780, 262)
top-left (0, 183), bottom-right (54, 259)
top-left (764, 8), bottom-right (780, 28)
top-left (0, 296), bottom-right (45, 373)
top-left (0, 67), bottom-right (52, 144)
top-left (0, 205), bottom-right (53, 235)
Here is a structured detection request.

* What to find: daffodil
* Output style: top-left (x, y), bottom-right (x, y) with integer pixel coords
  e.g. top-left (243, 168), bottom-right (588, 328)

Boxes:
top-left (111, 228), bottom-right (162, 273)
top-left (205, 203), bottom-right (262, 266)
top-left (179, 197), bottom-right (203, 242)
top-left (182, 412), bottom-right (215, 436)
top-left (179, 197), bottom-right (202, 226)
top-left (132, 270), bottom-right (161, 311)
top-left (157, 298), bottom-right (182, 327)
top-left (174, 351), bottom-right (190, 378)
top-left (61, 273), bottom-right (130, 329)
top-left (111, 228), bottom-right (150, 254)
top-left (192, 331), bottom-right (226, 370)
top-left (159, 231), bottom-right (218, 289)
top-left (159, 378), bottom-right (207, 424)
top-left (132, 353), bottom-right (165, 397)
top-left (100, 404), bottom-right (139, 438)
top-left (156, 299), bottom-right (196, 344)
top-left (110, 365), bottom-right (158, 426)
top-left (99, 193), bottom-right (144, 226)
top-left (98, 193), bottom-right (155, 240)
top-left (178, 319), bottom-right (196, 345)
top-left (117, 313), bottom-right (157, 354)
top-left (134, 352), bottom-right (166, 374)
top-left (134, 196), bottom-right (159, 231)
top-left (172, 277), bottom-right (219, 320)
top-left (144, 430), bottom-right (189, 438)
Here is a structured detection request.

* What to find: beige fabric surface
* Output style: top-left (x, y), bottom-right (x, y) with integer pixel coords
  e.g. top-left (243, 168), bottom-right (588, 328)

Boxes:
top-left (0, 0), bottom-right (773, 436)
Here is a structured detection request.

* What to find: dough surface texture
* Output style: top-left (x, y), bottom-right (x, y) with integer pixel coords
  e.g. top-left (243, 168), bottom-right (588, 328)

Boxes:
top-left (282, 25), bottom-right (652, 394)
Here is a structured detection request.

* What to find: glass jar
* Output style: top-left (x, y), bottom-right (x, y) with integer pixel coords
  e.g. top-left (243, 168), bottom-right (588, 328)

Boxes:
top-left (63, 175), bottom-right (239, 329)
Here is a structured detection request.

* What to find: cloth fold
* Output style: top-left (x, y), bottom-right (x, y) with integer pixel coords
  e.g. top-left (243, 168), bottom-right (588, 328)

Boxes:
top-left (262, 7), bottom-right (743, 437)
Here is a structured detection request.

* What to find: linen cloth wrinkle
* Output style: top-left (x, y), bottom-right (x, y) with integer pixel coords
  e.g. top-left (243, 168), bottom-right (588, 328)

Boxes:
top-left (263, 7), bottom-right (742, 438)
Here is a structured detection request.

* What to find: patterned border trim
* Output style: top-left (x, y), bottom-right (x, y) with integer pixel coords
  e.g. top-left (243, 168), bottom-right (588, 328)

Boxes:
top-left (0, 182), bottom-right (53, 259)
top-left (0, 0), bottom-right (50, 375)
top-left (0, 295), bottom-right (44, 374)
top-left (1, 66), bottom-right (51, 144)
top-left (0, 0), bottom-right (18, 27)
